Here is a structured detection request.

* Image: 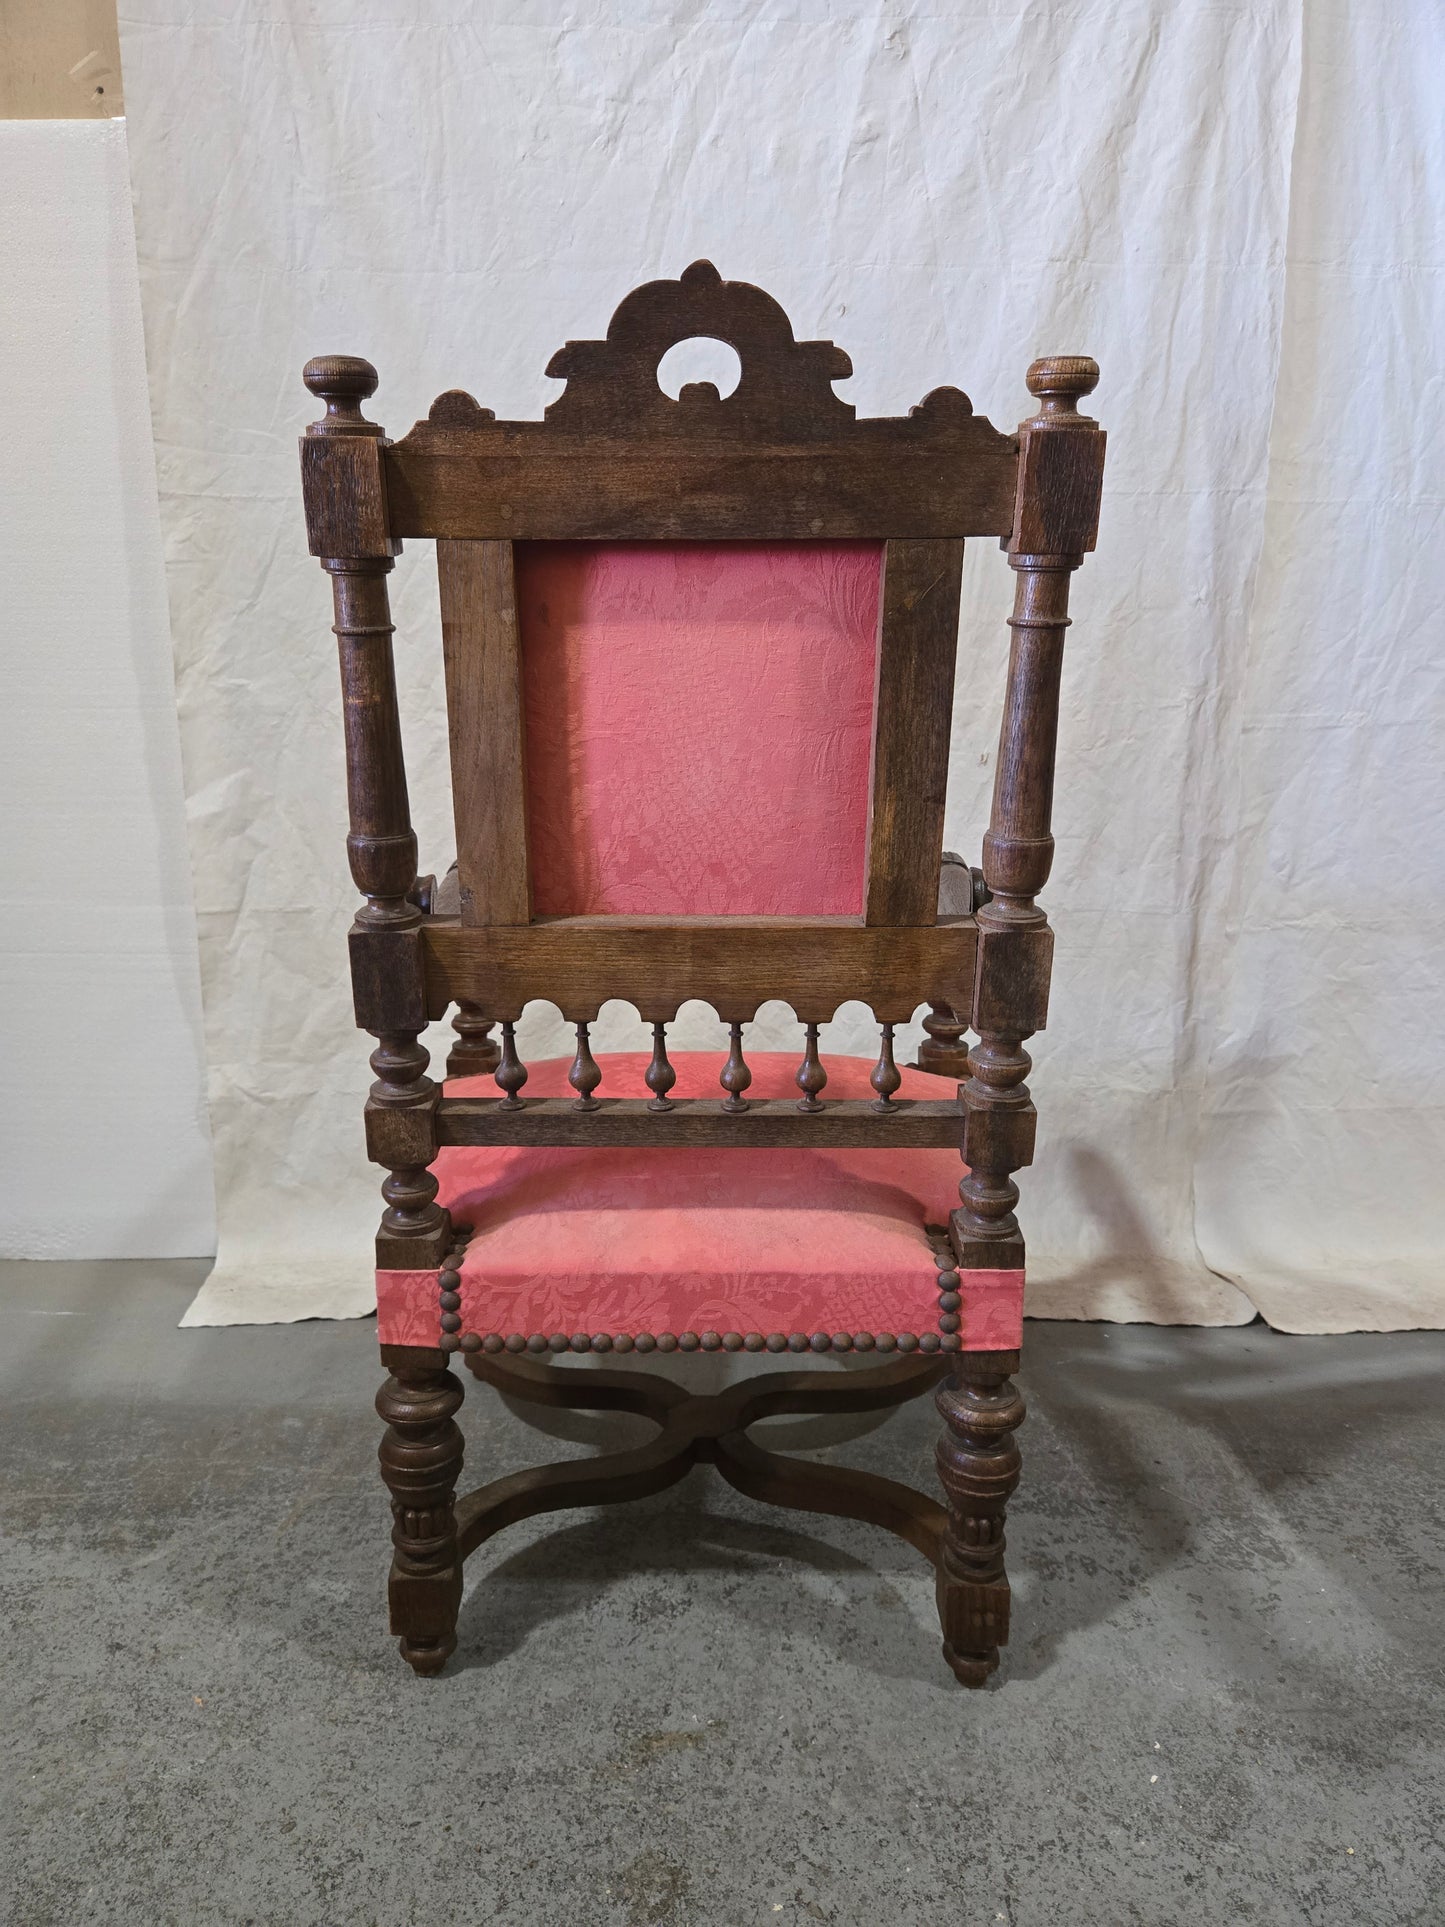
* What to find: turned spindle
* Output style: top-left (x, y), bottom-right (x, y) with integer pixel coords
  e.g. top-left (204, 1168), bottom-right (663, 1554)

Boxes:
top-left (646, 1022), bottom-right (677, 1110)
top-left (446, 1002), bottom-right (500, 1079)
top-left (495, 1022), bottom-right (528, 1109)
top-left (870, 1023), bottom-right (902, 1110)
top-left (568, 1020), bottom-right (602, 1109)
top-left (918, 1003), bottom-right (971, 1079)
top-left (795, 1024), bottom-right (827, 1112)
top-left (720, 1022), bottom-right (752, 1112)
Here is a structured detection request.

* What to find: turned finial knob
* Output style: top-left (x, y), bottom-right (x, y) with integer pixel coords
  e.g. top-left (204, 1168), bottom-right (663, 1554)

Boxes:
top-left (303, 354), bottom-right (380, 434)
top-left (1025, 355), bottom-right (1099, 416)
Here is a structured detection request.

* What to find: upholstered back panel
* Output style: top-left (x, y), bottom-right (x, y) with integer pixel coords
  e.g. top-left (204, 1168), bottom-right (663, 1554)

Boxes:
top-left (517, 541), bottom-right (882, 918)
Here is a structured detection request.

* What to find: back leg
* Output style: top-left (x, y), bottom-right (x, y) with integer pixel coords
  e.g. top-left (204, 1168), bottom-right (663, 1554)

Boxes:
top-left (934, 1352), bottom-right (1024, 1685)
top-left (377, 1346), bottom-right (465, 1675)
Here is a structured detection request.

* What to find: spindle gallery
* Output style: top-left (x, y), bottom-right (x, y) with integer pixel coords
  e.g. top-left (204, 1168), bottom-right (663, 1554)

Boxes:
top-left (300, 260), bottom-right (1105, 1684)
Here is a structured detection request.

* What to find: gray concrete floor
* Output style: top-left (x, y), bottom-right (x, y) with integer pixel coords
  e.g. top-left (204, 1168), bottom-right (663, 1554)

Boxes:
top-left (0, 1262), bottom-right (1441, 1927)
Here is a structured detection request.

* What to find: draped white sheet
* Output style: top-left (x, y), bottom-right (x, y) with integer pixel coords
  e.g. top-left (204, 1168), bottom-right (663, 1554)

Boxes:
top-left (114, 0), bottom-right (1444, 1331)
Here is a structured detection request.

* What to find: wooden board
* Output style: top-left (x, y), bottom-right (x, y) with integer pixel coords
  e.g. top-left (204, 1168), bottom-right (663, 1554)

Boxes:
top-left (385, 426), bottom-right (1017, 544)
top-left (437, 538), bottom-right (532, 925)
top-left (421, 915), bottom-right (977, 1024)
top-left (435, 1095), bottom-right (962, 1148)
top-left (865, 539), bottom-right (966, 924)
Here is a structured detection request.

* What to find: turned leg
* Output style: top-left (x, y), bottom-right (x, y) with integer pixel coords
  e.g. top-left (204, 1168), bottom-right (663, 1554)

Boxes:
top-left (934, 1352), bottom-right (1024, 1686)
top-left (377, 1347), bottom-right (465, 1676)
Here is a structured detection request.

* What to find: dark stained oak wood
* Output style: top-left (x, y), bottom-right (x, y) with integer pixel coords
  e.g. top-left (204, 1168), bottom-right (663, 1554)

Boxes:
top-left (951, 357), bottom-right (1105, 1279)
top-left (494, 1020), bottom-right (527, 1107)
top-left (917, 1002), bottom-right (971, 1079)
top-left (385, 426), bottom-right (1018, 543)
top-left (445, 1000), bottom-right (500, 1078)
top-left (385, 263), bottom-right (1017, 542)
top-left (302, 268), bottom-right (1106, 1688)
top-left (916, 856), bottom-right (981, 1077)
top-left (437, 538), bottom-right (532, 926)
top-left (455, 1350), bottom-right (948, 1569)
top-left (420, 915), bottom-right (977, 1025)
top-left (794, 1022), bottom-right (827, 1111)
top-left (435, 1094), bottom-right (963, 1148)
top-left (720, 1021), bottom-right (752, 1111)
top-left (376, 1349), bottom-right (465, 1676)
top-left (645, 1021), bottom-right (677, 1109)
top-left (454, 1433), bottom-right (695, 1558)
top-left (870, 1024), bottom-right (903, 1108)
top-left (300, 354), bottom-right (396, 562)
top-left (934, 1354), bottom-right (1025, 1685)
top-left (366, 1032), bottom-right (448, 1267)
top-left (566, 1019), bottom-right (602, 1109)
top-left (865, 539), bottom-right (966, 925)
top-left (715, 1430), bottom-right (945, 1564)
top-left (303, 359), bottom-right (449, 1270)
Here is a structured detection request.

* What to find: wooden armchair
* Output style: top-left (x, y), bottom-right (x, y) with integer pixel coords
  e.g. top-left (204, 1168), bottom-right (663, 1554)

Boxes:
top-left (299, 262), bottom-right (1104, 1686)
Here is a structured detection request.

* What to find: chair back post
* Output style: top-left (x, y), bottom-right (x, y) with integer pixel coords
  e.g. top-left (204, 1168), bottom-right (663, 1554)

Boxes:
top-left (301, 356), bottom-right (414, 924)
top-left (301, 357), bottom-right (449, 1266)
top-left (952, 356), bottom-right (1106, 1271)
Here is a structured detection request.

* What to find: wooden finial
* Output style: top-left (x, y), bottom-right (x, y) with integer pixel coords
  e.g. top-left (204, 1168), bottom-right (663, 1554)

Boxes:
top-left (303, 354), bottom-right (381, 435)
top-left (1024, 356), bottom-right (1099, 419)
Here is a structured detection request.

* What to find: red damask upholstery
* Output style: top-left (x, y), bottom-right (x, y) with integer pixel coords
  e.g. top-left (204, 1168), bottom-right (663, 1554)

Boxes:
top-left (518, 542), bottom-right (882, 917)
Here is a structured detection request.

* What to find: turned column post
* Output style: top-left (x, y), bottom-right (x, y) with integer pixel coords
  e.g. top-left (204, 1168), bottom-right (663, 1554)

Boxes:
top-left (937, 356), bottom-right (1104, 1684)
top-left (301, 357), bottom-right (448, 1267)
top-left (951, 354), bottom-right (1105, 1272)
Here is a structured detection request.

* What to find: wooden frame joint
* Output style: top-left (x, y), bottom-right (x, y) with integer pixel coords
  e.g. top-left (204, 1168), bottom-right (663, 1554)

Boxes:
top-left (971, 920), bottom-right (1053, 1037)
top-left (301, 433), bottom-right (398, 561)
top-left (365, 1090), bottom-right (440, 1171)
top-left (350, 923), bottom-right (428, 1034)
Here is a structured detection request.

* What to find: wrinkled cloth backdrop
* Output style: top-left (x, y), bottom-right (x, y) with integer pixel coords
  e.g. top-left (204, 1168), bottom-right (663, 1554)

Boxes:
top-left (117, 0), bottom-right (1445, 1331)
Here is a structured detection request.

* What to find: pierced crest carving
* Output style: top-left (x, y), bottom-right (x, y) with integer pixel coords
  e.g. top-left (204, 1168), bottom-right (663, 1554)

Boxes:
top-left (543, 258), bottom-right (853, 436)
top-left (402, 261), bottom-right (1000, 453)
top-left (384, 263), bottom-right (1022, 543)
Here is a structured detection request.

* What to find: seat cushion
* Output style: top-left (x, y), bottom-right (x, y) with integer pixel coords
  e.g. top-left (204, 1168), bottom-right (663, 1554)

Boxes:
top-left (375, 1053), bottom-right (1023, 1354)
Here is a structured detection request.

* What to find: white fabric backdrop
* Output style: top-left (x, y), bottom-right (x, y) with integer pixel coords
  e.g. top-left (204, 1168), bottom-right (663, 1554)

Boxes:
top-left (0, 121), bottom-right (213, 1261)
top-left (114, 0), bottom-right (1444, 1332)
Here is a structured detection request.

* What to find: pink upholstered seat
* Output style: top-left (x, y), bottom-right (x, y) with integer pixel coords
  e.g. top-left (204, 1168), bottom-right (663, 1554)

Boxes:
top-left (376, 1053), bottom-right (1023, 1354)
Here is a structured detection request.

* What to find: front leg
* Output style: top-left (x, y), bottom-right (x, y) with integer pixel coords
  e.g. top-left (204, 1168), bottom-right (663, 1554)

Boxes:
top-left (377, 1344), bottom-right (464, 1675)
top-left (934, 1351), bottom-right (1024, 1686)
